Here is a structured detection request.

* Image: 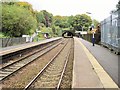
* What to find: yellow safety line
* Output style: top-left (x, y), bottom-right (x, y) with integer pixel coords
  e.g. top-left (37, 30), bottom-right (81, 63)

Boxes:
top-left (75, 37), bottom-right (119, 89)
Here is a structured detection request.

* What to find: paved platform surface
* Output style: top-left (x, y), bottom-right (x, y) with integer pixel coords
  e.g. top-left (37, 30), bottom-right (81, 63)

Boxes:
top-left (72, 37), bottom-right (118, 89)
top-left (79, 38), bottom-right (120, 87)
top-left (0, 37), bottom-right (62, 56)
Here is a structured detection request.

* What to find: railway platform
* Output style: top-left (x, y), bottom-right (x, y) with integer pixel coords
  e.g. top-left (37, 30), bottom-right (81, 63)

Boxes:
top-left (0, 37), bottom-right (62, 56)
top-left (72, 37), bottom-right (119, 89)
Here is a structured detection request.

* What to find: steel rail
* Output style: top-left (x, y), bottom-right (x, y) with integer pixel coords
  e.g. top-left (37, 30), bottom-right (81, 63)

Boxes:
top-left (24, 39), bottom-right (69, 90)
top-left (56, 44), bottom-right (72, 90)
top-left (1, 40), bottom-right (61, 69)
top-left (0, 40), bottom-right (64, 81)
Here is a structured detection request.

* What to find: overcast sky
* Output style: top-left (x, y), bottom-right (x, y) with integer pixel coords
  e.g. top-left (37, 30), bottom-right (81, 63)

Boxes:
top-left (20, 0), bottom-right (118, 21)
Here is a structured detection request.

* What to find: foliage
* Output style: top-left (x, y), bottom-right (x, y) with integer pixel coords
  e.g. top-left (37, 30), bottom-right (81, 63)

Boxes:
top-left (36, 11), bottom-right (46, 24)
top-left (33, 36), bottom-right (45, 42)
top-left (0, 32), bottom-right (9, 38)
top-left (67, 15), bottom-right (74, 27)
top-left (40, 27), bottom-right (55, 37)
top-left (93, 19), bottom-right (99, 28)
top-left (2, 4), bottom-right (37, 37)
top-left (51, 25), bottom-right (61, 36)
top-left (1, 0), bottom-right (18, 5)
top-left (42, 10), bottom-right (53, 27)
top-left (36, 10), bottom-right (53, 27)
top-left (0, 32), bottom-right (4, 38)
top-left (16, 2), bottom-right (36, 17)
top-left (16, 2), bottom-right (32, 10)
top-left (116, 0), bottom-right (120, 10)
top-left (2, 1), bottom-right (34, 12)
top-left (53, 16), bottom-right (70, 28)
top-left (71, 14), bottom-right (92, 31)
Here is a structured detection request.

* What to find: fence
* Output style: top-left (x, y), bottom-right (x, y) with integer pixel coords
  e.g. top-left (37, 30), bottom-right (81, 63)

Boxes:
top-left (100, 9), bottom-right (120, 53)
top-left (82, 33), bottom-right (101, 44)
top-left (0, 37), bottom-right (26, 47)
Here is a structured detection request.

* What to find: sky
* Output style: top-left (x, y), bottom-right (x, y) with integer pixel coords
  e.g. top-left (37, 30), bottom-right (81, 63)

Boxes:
top-left (19, 0), bottom-right (119, 22)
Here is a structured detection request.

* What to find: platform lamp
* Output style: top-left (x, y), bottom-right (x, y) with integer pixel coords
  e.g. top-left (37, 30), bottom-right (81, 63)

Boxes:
top-left (86, 12), bottom-right (95, 46)
top-left (86, 12), bottom-right (94, 29)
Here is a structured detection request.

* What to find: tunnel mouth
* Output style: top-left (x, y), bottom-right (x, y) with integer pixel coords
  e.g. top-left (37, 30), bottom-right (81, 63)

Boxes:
top-left (62, 31), bottom-right (73, 38)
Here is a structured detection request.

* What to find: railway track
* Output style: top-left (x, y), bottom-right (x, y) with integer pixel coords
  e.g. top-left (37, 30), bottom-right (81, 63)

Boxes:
top-left (0, 39), bottom-right (65, 81)
top-left (24, 38), bottom-right (72, 89)
top-left (1, 40), bottom-right (60, 68)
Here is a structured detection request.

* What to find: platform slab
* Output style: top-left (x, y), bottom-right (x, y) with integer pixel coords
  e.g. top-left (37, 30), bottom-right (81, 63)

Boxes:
top-left (72, 37), bottom-right (118, 89)
top-left (72, 37), bottom-right (103, 88)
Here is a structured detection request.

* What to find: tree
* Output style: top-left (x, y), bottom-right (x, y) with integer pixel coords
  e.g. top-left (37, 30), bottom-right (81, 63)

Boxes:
top-left (41, 10), bottom-right (53, 27)
top-left (116, 0), bottom-right (120, 10)
top-left (93, 19), bottom-right (99, 28)
top-left (36, 10), bottom-right (53, 27)
top-left (16, 2), bottom-right (35, 16)
top-left (1, 0), bottom-right (19, 5)
top-left (67, 15), bottom-right (74, 27)
top-left (2, 4), bottom-right (37, 37)
top-left (53, 15), bottom-right (62, 27)
top-left (36, 12), bottom-right (45, 23)
top-left (16, 2), bottom-right (32, 10)
top-left (53, 16), bottom-right (69, 28)
top-left (71, 14), bottom-right (92, 31)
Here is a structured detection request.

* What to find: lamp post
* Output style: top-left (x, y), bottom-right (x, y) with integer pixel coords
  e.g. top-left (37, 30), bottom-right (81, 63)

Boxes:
top-left (86, 12), bottom-right (95, 46)
top-left (86, 12), bottom-right (94, 29)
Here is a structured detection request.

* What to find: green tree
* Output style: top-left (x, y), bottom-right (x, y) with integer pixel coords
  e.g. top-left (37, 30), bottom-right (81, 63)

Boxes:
top-left (2, 4), bottom-right (37, 37)
top-left (51, 25), bottom-right (56, 34)
top-left (53, 16), bottom-right (69, 28)
top-left (1, 0), bottom-right (19, 5)
top-left (16, 2), bottom-right (33, 10)
top-left (16, 2), bottom-right (36, 17)
top-left (41, 10), bottom-right (53, 27)
top-left (36, 10), bottom-right (53, 27)
top-left (71, 14), bottom-right (92, 31)
top-left (116, 0), bottom-right (120, 10)
top-left (53, 15), bottom-right (62, 27)
top-left (36, 11), bottom-right (46, 24)
top-left (93, 19), bottom-right (99, 28)
top-left (67, 15), bottom-right (74, 27)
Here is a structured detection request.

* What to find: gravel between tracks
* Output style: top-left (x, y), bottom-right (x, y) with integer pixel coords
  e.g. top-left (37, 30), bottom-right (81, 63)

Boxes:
top-left (60, 38), bottom-right (74, 89)
top-left (29, 38), bottom-right (72, 89)
top-left (2, 39), bottom-right (67, 88)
